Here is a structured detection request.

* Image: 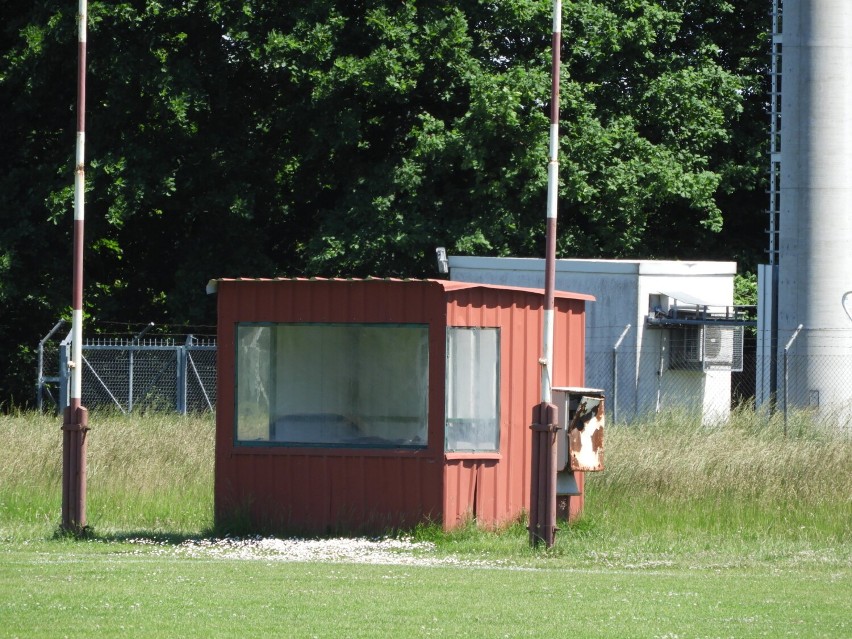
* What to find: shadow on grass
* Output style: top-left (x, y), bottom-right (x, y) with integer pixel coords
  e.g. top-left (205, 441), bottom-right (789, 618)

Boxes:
top-left (52, 525), bottom-right (218, 546)
top-left (45, 514), bottom-right (601, 553)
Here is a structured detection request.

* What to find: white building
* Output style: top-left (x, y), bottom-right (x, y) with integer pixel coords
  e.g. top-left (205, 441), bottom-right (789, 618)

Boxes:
top-left (449, 257), bottom-right (743, 423)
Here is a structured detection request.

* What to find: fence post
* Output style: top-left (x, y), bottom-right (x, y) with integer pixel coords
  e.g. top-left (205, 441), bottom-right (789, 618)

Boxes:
top-left (655, 332), bottom-right (668, 413)
top-left (129, 322), bottom-right (155, 413)
top-left (783, 324), bottom-right (804, 437)
top-left (612, 324), bottom-right (631, 425)
top-left (128, 340), bottom-right (133, 412)
top-left (37, 320), bottom-right (66, 412)
top-left (59, 329), bottom-right (73, 411)
top-left (177, 335), bottom-right (190, 414)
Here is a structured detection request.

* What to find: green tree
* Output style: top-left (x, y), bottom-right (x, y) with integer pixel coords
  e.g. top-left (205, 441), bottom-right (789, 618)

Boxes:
top-left (0, 0), bottom-right (768, 406)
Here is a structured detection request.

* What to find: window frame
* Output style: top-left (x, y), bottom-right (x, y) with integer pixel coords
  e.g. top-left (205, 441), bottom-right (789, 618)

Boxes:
top-left (444, 326), bottom-right (501, 454)
top-left (233, 321), bottom-right (430, 450)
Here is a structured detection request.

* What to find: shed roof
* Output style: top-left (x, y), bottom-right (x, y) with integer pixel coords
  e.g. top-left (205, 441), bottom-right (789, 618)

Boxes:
top-left (205, 277), bottom-right (595, 301)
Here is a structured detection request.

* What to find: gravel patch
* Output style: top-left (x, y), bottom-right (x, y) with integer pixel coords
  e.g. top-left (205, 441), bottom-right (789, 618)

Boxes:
top-left (126, 536), bottom-right (508, 568)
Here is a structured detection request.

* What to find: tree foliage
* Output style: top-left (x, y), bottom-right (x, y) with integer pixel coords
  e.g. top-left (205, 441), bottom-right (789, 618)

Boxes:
top-left (0, 0), bottom-right (768, 405)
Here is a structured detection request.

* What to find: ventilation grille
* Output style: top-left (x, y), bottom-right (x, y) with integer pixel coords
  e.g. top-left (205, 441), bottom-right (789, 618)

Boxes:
top-left (669, 325), bottom-right (744, 372)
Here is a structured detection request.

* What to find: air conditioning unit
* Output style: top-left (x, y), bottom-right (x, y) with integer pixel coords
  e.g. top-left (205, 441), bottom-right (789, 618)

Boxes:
top-left (702, 325), bottom-right (744, 372)
top-left (669, 325), bottom-right (744, 372)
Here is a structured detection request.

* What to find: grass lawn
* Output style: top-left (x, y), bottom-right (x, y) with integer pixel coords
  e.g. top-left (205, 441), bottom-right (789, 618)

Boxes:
top-left (1, 409), bottom-right (849, 638)
top-left (2, 536), bottom-right (849, 639)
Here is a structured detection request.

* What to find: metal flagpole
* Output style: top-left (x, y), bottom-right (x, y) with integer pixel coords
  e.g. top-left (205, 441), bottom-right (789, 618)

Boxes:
top-left (62, 0), bottom-right (90, 535)
top-left (542, 0), bottom-right (561, 407)
top-left (529, 0), bottom-right (562, 548)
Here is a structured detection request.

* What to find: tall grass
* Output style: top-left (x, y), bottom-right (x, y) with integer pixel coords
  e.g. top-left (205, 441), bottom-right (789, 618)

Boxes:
top-left (3, 409), bottom-right (848, 639)
top-left (1, 406), bottom-right (849, 551)
top-left (585, 405), bottom-right (851, 544)
top-left (0, 410), bottom-right (214, 539)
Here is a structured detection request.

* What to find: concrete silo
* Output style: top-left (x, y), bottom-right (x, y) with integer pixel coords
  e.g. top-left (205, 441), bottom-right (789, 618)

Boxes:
top-left (777, 0), bottom-right (852, 417)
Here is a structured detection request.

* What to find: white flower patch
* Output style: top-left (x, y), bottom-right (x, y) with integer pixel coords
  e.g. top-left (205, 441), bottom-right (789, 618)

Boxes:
top-left (126, 535), bottom-right (506, 568)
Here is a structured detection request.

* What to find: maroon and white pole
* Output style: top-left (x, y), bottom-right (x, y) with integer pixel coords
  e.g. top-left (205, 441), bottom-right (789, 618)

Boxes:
top-left (542, 0), bottom-right (561, 403)
top-left (530, 0), bottom-right (561, 549)
top-left (62, 0), bottom-right (90, 534)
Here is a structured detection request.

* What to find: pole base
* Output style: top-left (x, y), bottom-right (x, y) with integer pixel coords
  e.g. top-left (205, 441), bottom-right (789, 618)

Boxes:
top-left (61, 404), bottom-right (89, 534)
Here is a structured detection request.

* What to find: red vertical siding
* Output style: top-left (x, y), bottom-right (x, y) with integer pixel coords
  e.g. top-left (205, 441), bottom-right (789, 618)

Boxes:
top-left (214, 278), bottom-right (588, 534)
top-left (442, 288), bottom-right (587, 529)
top-left (214, 279), bottom-right (446, 534)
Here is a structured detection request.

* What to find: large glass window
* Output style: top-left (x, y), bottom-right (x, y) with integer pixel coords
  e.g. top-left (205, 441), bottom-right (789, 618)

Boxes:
top-left (445, 327), bottom-right (500, 452)
top-left (235, 323), bottom-right (429, 448)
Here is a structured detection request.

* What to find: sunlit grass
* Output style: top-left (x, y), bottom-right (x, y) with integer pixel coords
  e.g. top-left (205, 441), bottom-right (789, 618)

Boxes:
top-left (2, 543), bottom-right (847, 639)
top-left (410, 404), bottom-right (850, 566)
top-left (0, 409), bottom-right (214, 540)
top-left (1, 407), bottom-right (850, 638)
top-left (1, 405), bottom-right (849, 557)
top-left (585, 404), bottom-right (851, 544)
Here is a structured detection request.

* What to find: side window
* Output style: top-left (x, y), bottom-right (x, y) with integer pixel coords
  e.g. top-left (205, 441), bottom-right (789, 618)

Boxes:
top-left (235, 323), bottom-right (429, 448)
top-left (445, 327), bottom-right (500, 453)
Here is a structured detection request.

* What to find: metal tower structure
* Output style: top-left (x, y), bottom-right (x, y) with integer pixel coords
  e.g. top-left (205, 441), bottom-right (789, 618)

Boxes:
top-left (757, 0), bottom-right (784, 406)
top-left (768, 0), bottom-right (782, 266)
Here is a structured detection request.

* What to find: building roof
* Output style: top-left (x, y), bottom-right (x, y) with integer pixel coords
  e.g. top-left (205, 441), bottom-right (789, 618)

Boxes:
top-left (206, 277), bottom-right (594, 301)
top-left (448, 255), bottom-right (737, 276)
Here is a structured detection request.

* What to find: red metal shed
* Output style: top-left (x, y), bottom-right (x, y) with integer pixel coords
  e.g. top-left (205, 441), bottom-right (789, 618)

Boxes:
top-left (209, 277), bottom-right (592, 534)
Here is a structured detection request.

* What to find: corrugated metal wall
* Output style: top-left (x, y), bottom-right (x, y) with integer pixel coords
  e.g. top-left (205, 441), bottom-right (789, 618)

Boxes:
top-left (214, 279), bottom-right (587, 533)
top-left (443, 287), bottom-right (587, 528)
top-left (214, 279), bottom-right (447, 533)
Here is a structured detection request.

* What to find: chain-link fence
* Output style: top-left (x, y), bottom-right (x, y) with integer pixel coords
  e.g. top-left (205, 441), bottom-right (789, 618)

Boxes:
top-left (585, 326), bottom-right (852, 432)
top-left (36, 321), bottom-right (66, 412)
top-left (37, 322), bottom-right (851, 431)
top-left (37, 324), bottom-right (216, 414)
top-left (755, 327), bottom-right (852, 433)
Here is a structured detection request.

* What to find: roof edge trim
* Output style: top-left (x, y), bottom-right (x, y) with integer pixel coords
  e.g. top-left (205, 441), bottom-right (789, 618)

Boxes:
top-left (203, 277), bottom-right (594, 302)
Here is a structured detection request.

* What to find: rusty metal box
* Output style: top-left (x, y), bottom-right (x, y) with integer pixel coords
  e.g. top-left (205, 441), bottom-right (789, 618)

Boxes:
top-left (553, 387), bottom-right (605, 473)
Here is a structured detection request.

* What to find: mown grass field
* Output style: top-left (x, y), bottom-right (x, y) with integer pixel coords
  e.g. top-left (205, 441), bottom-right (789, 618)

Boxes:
top-left (1, 408), bottom-right (849, 638)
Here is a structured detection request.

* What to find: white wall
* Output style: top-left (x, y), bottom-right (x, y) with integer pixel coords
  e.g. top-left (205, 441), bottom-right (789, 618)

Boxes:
top-left (778, 0), bottom-right (852, 417)
top-left (449, 257), bottom-right (736, 423)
